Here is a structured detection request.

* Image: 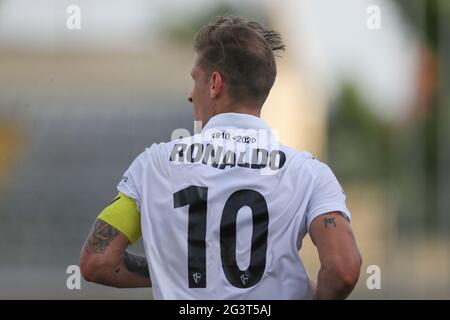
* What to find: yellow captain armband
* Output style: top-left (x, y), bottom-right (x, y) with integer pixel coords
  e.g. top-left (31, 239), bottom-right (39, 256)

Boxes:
top-left (97, 192), bottom-right (141, 245)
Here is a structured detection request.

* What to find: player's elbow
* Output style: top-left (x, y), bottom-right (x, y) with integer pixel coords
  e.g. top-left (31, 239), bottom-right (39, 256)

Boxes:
top-left (79, 254), bottom-right (99, 283)
top-left (79, 252), bottom-right (114, 283)
top-left (339, 267), bottom-right (360, 291)
top-left (332, 253), bottom-right (362, 289)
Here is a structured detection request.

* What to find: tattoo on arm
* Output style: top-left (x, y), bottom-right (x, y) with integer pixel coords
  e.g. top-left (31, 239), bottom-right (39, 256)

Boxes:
top-left (84, 220), bottom-right (119, 254)
top-left (324, 217), bottom-right (337, 228)
top-left (124, 251), bottom-right (150, 279)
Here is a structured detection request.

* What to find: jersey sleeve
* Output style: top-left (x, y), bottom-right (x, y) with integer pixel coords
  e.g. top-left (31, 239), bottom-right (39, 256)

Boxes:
top-left (306, 162), bottom-right (351, 232)
top-left (106, 144), bottom-right (165, 244)
top-left (97, 192), bottom-right (141, 245)
top-left (100, 149), bottom-right (149, 244)
top-left (116, 149), bottom-right (150, 211)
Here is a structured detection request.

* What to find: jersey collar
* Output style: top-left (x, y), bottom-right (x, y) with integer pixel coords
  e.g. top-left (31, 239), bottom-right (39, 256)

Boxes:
top-left (201, 112), bottom-right (271, 132)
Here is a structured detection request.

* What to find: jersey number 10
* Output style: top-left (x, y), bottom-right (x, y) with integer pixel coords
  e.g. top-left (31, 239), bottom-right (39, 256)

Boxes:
top-left (173, 186), bottom-right (269, 289)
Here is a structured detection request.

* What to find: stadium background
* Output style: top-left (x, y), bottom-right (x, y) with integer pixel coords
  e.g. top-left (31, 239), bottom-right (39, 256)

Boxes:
top-left (0, 0), bottom-right (449, 299)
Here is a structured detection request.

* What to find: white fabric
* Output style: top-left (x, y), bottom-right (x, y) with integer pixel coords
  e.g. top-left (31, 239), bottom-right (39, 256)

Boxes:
top-left (117, 112), bottom-right (351, 300)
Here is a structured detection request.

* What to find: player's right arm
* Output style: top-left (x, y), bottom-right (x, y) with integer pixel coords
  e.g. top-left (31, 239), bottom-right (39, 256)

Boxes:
top-left (81, 147), bottom-right (156, 288)
top-left (79, 193), bottom-right (151, 288)
top-left (80, 219), bottom-right (151, 288)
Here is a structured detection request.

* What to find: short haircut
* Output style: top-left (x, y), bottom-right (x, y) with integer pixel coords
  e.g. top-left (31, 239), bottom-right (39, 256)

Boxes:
top-left (194, 14), bottom-right (286, 106)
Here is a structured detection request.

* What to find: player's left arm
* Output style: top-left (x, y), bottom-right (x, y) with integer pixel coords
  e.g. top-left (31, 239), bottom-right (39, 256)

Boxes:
top-left (305, 162), bottom-right (361, 299)
top-left (309, 212), bottom-right (361, 299)
top-left (79, 194), bottom-right (151, 288)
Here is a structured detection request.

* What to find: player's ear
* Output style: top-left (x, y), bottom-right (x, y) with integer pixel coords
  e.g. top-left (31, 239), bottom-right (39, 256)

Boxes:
top-left (209, 71), bottom-right (222, 99)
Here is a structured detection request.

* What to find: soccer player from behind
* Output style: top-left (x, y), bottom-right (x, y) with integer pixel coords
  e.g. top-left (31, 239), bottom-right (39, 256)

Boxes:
top-left (80, 15), bottom-right (362, 299)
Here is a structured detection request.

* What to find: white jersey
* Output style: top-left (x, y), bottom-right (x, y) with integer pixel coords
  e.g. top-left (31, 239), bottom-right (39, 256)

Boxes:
top-left (117, 112), bottom-right (351, 300)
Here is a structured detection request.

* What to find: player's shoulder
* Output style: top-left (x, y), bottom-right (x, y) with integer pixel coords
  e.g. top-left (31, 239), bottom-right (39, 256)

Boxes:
top-left (149, 134), bottom-right (202, 157)
top-left (279, 144), bottom-right (331, 175)
top-left (135, 134), bottom-right (201, 167)
top-left (124, 141), bottom-right (167, 172)
top-left (279, 144), bottom-right (314, 167)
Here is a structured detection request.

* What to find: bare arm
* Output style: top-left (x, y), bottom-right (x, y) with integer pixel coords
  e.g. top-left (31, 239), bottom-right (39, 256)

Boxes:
top-left (309, 212), bottom-right (362, 299)
top-left (80, 219), bottom-right (151, 288)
